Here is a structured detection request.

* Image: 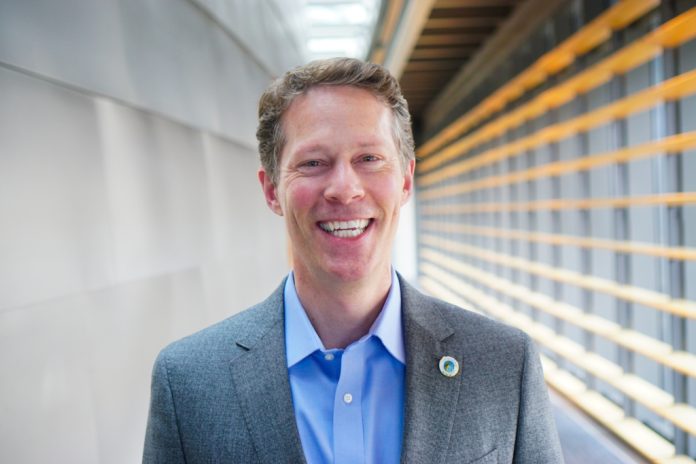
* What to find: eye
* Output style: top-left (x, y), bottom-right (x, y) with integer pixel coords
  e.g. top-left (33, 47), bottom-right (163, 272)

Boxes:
top-left (299, 159), bottom-right (323, 168)
top-left (296, 158), bottom-right (328, 174)
top-left (360, 154), bottom-right (379, 162)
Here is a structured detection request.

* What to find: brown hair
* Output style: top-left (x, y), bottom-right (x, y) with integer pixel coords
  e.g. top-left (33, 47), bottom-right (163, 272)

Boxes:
top-left (256, 57), bottom-right (415, 184)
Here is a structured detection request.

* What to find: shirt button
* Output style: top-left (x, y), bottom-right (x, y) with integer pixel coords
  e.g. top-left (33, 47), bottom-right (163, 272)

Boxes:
top-left (343, 393), bottom-right (353, 404)
top-left (324, 353), bottom-right (334, 361)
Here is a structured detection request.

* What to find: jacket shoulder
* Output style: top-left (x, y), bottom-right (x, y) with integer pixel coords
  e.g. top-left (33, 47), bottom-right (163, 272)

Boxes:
top-left (436, 296), bottom-right (529, 347)
top-left (400, 275), bottom-right (529, 348)
top-left (157, 280), bottom-right (285, 365)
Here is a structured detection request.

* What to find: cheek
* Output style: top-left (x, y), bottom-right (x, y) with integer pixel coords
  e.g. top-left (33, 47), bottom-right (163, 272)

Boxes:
top-left (373, 177), bottom-right (404, 207)
top-left (283, 181), bottom-right (320, 215)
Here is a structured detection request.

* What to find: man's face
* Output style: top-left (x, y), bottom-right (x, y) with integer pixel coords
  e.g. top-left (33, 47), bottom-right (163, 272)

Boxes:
top-left (259, 85), bottom-right (414, 285)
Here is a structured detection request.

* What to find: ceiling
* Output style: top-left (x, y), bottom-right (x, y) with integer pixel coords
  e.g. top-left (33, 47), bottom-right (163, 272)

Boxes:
top-left (303, 0), bottom-right (382, 60)
top-left (369, 0), bottom-right (522, 134)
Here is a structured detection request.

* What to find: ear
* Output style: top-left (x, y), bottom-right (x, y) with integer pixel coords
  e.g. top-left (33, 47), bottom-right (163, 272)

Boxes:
top-left (258, 168), bottom-right (283, 216)
top-left (401, 159), bottom-right (415, 206)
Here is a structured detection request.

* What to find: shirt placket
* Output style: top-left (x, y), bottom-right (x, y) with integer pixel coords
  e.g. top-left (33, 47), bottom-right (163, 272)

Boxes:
top-left (333, 341), bottom-right (366, 464)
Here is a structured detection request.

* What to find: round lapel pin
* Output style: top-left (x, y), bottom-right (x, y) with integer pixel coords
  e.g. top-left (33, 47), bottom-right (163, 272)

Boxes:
top-left (439, 355), bottom-right (460, 377)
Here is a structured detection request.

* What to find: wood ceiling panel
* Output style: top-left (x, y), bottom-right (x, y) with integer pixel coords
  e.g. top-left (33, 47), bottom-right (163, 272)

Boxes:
top-left (417, 34), bottom-right (489, 46)
top-left (434, 0), bottom-right (517, 7)
top-left (404, 60), bottom-right (467, 72)
top-left (421, 26), bottom-right (496, 35)
top-left (401, 80), bottom-right (452, 90)
top-left (430, 6), bottom-right (513, 18)
top-left (424, 17), bottom-right (505, 28)
top-left (401, 70), bottom-right (453, 80)
top-left (390, 0), bottom-right (519, 125)
top-left (411, 47), bottom-right (477, 59)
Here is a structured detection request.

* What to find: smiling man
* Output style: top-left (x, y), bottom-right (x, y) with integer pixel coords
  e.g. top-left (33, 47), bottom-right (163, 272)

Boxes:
top-left (143, 58), bottom-right (563, 464)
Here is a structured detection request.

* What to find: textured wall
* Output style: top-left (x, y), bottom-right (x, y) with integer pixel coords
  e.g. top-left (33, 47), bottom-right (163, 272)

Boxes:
top-left (0, 1), bottom-right (305, 462)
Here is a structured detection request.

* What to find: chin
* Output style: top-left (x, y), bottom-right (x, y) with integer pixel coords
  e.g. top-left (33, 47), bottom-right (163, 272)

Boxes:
top-left (322, 257), bottom-right (390, 284)
top-left (324, 265), bottom-right (370, 283)
top-left (314, 256), bottom-right (363, 279)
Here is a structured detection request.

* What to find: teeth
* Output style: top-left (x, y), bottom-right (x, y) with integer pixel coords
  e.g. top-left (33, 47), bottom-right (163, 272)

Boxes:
top-left (334, 228), bottom-right (363, 238)
top-left (319, 219), bottom-right (370, 237)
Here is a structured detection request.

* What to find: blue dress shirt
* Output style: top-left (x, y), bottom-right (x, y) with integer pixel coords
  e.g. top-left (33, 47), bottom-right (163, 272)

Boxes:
top-left (284, 271), bottom-right (405, 464)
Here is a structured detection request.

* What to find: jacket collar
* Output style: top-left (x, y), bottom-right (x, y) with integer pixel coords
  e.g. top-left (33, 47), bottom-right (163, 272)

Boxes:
top-left (228, 274), bottom-right (462, 464)
top-left (399, 273), bottom-right (463, 464)
top-left (227, 279), bottom-right (307, 464)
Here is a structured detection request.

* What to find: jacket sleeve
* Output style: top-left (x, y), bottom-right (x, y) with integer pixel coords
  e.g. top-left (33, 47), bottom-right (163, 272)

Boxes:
top-left (513, 336), bottom-right (564, 463)
top-left (143, 351), bottom-right (187, 464)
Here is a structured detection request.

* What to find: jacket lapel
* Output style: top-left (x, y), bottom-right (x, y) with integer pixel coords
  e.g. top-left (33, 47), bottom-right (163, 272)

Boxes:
top-left (399, 276), bottom-right (463, 464)
top-left (227, 282), bottom-right (307, 464)
top-left (227, 276), bottom-right (468, 463)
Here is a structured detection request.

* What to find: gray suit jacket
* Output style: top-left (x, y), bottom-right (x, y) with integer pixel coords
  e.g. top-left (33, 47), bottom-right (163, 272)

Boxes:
top-left (143, 275), bottom-right (563, 463)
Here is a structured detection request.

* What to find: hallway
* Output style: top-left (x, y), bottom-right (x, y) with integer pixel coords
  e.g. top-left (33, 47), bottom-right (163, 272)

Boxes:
top-left (1, 0), bottom-right (694, 462)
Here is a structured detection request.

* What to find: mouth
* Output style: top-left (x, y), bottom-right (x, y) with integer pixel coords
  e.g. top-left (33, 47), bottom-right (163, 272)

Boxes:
top-left (318, 219), bottom-right (372, 238)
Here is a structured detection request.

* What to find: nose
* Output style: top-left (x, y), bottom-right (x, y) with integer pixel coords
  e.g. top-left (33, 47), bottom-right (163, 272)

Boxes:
top-left (323, 162), bottom-right (365, 204)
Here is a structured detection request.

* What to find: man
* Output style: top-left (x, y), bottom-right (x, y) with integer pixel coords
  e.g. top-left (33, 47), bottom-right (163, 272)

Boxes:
top-left (143, 58), bottom-right (563, 463)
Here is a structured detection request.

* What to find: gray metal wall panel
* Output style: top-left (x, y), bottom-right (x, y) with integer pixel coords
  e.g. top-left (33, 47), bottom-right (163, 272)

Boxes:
top-left (96, 99), bottom-right (211, 280)
top-left (0, 1), bottom-right (301, 462)
top-left (0, 67), bottom-right (112, 309)
top-left (192, 0), bottom-right (306, 76)
top-left (0, 0), bottom-right (305, 147)
top-left (0, 296), bottom-right (101, 464)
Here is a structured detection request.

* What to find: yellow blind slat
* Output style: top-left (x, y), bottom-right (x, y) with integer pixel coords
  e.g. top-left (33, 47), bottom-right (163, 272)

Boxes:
top-left (419, 132), bottom-right (696, 200)
top-left (417, 0), bottom-right (661, 160)
top-left (419, 236), bottom-right (696, 319)
top-left (420, 220), bottom-right (696, 261)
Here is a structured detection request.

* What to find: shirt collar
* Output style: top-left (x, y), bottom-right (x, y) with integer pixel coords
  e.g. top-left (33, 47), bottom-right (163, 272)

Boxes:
top-left (284, 272), bottom-right (325, 367)
top-left (370, 270), bottom-right (405, 364)
top-left (284, 270), bottom-right (405, 367)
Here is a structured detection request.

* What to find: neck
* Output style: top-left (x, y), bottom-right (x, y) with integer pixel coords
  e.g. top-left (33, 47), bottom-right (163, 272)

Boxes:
top-left (293, 268), bottom-right (393, 349)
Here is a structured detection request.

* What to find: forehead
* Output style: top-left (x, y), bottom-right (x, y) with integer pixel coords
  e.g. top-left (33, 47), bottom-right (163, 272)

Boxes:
top-left (281, 85), bottom-right (394, 147)
top-left (286, 85), bottom-right (387, 117)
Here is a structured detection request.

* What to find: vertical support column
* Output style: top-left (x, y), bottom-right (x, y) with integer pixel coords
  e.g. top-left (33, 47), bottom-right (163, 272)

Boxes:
top-left (575, 0), bottom-right (596, 390)
top-left (508, 134), bottom-right (521, 312)
top-left (497, 130), bottom-right (515, 307)
top-left (485, 155), bottom-right (494, 296)
top-left (526, 141), bottom-right (539, 322)
top-left (653, 0), bottom-right (687, 454)
top-left (491, 144), bottom-right (503, 300)
top-left (578, 92), bottom-right (596, 389)
top-left (472, 158), bottom-right (482, 293)
top-left (608, 48), bottom-right (634, 416)
top-left (549, 109), bottom-right (564, 338)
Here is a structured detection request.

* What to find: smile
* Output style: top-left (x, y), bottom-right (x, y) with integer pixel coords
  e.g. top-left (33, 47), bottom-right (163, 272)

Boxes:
top-left (318, 219), bottom-right (371, 238)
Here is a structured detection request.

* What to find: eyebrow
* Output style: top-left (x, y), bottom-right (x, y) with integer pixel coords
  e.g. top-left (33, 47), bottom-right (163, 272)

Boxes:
top-left (293, 140), bottom-right (386, 155)
top-left (356, 139), bottom-right (385, 148)
top-left (293, 143), bottom-right (329, 156)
